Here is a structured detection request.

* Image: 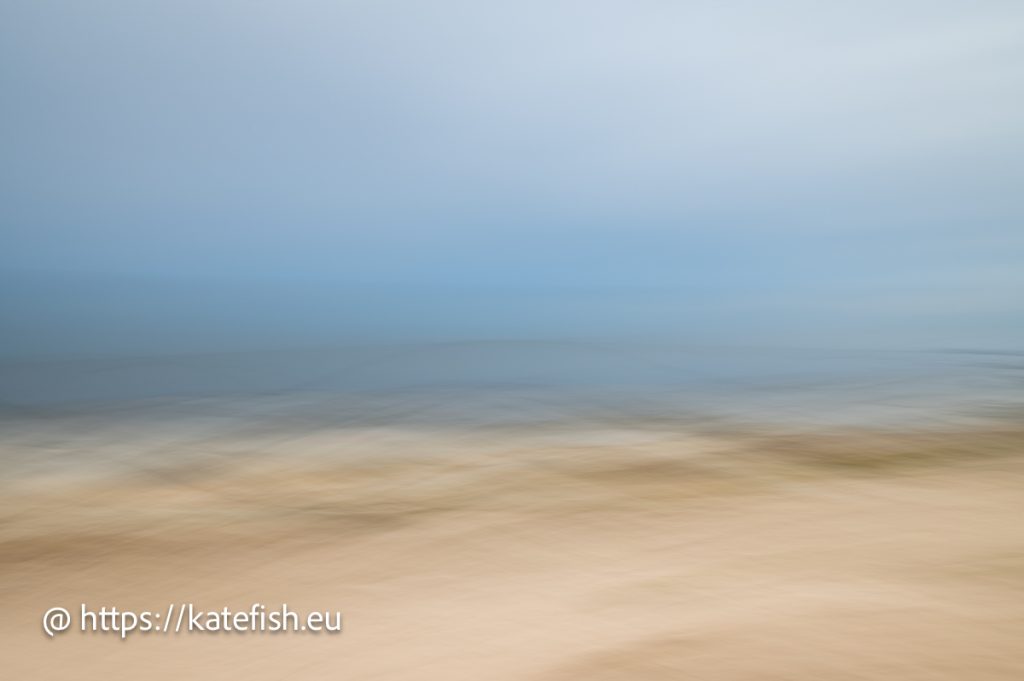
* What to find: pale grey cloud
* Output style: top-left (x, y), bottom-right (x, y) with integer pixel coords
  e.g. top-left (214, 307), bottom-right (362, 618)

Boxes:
top-left (1, 1), bottom-right (1022, 354)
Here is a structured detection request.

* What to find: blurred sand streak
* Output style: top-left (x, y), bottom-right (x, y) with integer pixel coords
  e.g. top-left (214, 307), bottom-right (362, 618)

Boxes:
top-left (2, 422), bottom-right (1023, 679)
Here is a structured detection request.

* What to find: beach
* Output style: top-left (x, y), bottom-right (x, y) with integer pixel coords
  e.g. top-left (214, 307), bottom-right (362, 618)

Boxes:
top-left (6, 0), bottom-right (1024, 676)
top-left (2, 356), bottom-right (1022, 679)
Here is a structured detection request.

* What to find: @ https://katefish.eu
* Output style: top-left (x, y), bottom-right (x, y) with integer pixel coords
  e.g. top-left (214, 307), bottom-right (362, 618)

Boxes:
top-left (43, 603), bottom-right (343, 639)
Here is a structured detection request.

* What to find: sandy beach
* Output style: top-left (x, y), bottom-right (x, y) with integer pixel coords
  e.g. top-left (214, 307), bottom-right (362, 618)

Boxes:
top-left (6, 0), bottom-right (1024, 676)
top-left (3, 411), bottom-right (1022, 680)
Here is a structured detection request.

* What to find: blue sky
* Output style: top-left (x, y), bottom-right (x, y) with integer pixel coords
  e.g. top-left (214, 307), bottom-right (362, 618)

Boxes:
top-left (2, 1), bottom-right (1022, 356)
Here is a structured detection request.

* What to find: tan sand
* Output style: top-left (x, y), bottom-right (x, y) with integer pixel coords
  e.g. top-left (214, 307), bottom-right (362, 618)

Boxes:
top-left (2, 424), bottom-right (1023, 679)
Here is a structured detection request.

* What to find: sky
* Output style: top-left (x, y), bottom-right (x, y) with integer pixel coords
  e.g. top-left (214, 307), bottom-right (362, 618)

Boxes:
top-left (1, 1), bottom-right (1023, 357)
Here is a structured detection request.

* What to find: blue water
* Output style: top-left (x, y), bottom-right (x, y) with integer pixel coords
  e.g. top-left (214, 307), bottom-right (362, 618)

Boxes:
top-left (1, 342), bottom-right (1021, 428)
